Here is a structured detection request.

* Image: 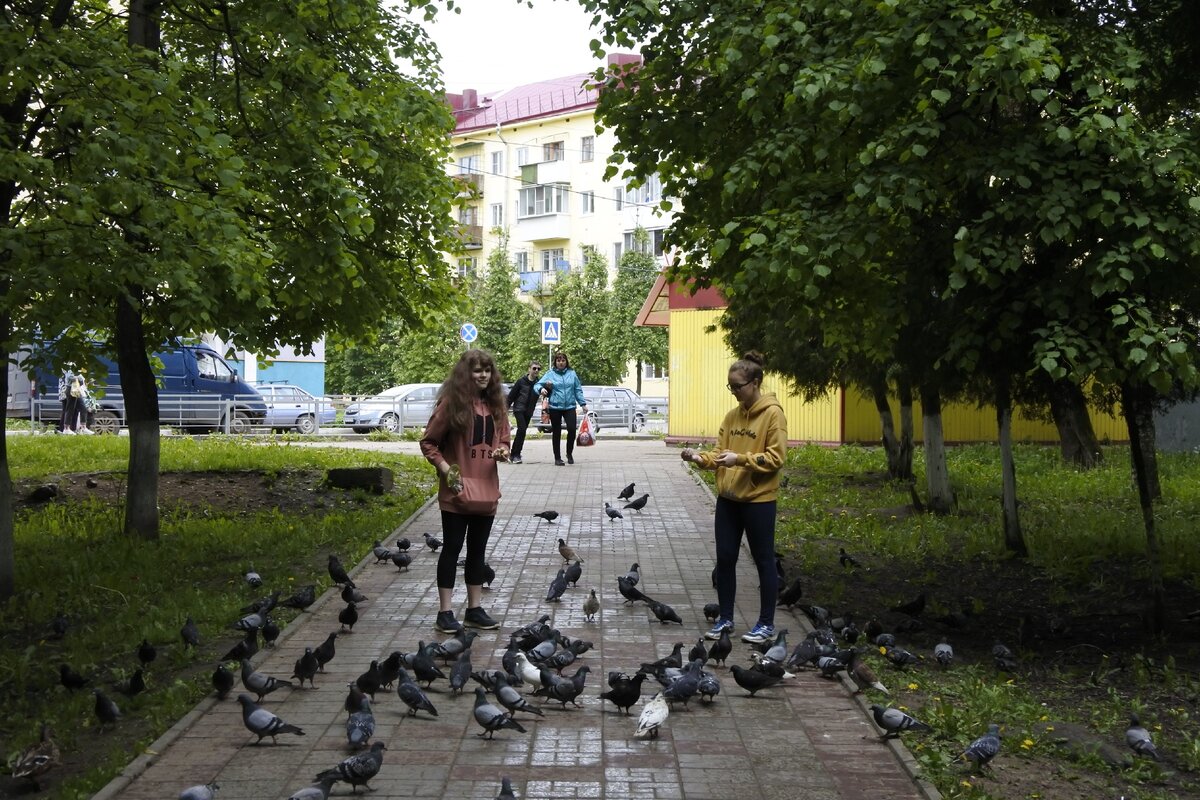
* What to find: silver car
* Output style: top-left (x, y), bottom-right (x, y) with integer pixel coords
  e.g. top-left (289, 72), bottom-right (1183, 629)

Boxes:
top-left (582, 386), bottom-right (650, 432)
top-left (257, 384), bottom-right (336, 434)
top-left (343, 383), bottom-right (440, 433)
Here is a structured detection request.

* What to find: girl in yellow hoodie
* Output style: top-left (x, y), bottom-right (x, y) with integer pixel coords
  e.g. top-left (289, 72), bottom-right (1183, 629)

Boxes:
top-left (682, 351), bottom-right (787, 644)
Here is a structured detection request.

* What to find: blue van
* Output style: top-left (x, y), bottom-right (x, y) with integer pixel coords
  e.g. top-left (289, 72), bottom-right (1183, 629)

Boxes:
top-left (22, 342), bottom-right (266, 434)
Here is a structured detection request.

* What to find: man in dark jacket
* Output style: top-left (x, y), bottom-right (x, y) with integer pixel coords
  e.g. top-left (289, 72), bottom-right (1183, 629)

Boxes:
top-left (506, 361), bottom-right (541, 463)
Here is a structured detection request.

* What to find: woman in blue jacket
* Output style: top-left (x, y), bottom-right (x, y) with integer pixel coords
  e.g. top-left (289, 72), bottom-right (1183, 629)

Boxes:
top-left (533, 351), bottom-right (589, 465)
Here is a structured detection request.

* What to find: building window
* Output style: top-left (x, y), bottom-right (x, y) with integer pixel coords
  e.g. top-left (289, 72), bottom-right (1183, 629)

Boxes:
top-left (624, 174), bottom-right (663, 205)
top-left (580, 190), bottom-right (595, 214)
top-left (517, 147), bottom-right (530, 166)
top-left (581, 135), bottom-right (594, 162)
top-left (613, 186), bottom-right (623, 211)
top-left (490, 151), bottom-right (504, 174)
top-left (580, 244), bottom-right (598, 263)
top-left (458, 154), bottom-right (480, 175)
top-left (515, 251), bottom-right (529, 271)
top-left (457, 257), bottom-right (477, 278)
top-left (643, 362), bottom-right (668, 379)
top-left (541, 248), bottom-right (566, 272)
top-left (624, 229), bottom-right (666, 256)
top-left (518, 184), bottom-right (569, 217)
top-left (458, 206), bottom-right (479, 225)
top-left (614, 242), bottom-right (623, 266)
top-left (543, 141), bottom-right (565, 162)
top-left (490, 203), bottom-right (504, 226)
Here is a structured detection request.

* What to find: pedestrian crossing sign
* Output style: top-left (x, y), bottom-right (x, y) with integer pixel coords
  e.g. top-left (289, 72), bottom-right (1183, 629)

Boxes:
top-left (541, 317), bottom-right (561, 345)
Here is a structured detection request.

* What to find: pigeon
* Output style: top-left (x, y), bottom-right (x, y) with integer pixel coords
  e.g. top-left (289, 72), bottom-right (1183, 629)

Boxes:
top-left (241, 658), bottom-right (294, 702)
top-left (698, 670), bottom-right (722, 702)
top-left (774, 552), bottom-right (786, 585)
top-left (233, 610), bottom-right (267, 632)
top-left (838, 547), bottom-right (861, 568)
top-left (688, 638), bottom-right (708, 664)
top-left (494, 673), bottom-right (545, 717)
top-left (314, 740), bottom-right (385, 791)
top-left (137, 638), bottom-right (157, 666)
top-left (481, 562), bottom-right (496, 588)
top-left (93, 689), bottom-right (120, 729)
top-left (870, 704), bottom-right (932, 738)
top-left (634, 692), bottom-right (669, 739)
top-left (327, 554), bottom-right (355, 588)
top-left (338, 602), bottom-right (358, 632)
top-left (242, 590), bottom-right (280, 615)
top-left (777, 577), bottom-right (804, 608)
top-left (59, 663), bottom-right (89, 691)
top-left (221, 628), bottom-right (259, 662)
top-left (423, 532), bottom-right (443, 551)
top-left (618, 482), bottom-right (636, 500)
top-left (961, 723), bottom-right (1002, 768)
top-left (473, 687), bottom-right (527, 739)
top-left (433, 629), bottom-right (478, 661)
top-left (1126, 714), bottom-right (1159, 760)
top-left (178, 781), bottom-right (220, 800)
top-left (556, 538), bottom-right (580, 563)
top-left (817, 654), bottom-right (850, 678)
top-left (118, 668), bottom-right (146, 697)
top-left (341, 584), bottom-right (368, 605)
top-left (934, 642), bottom-right (954, 667)
top-left (874, 633), bottom-right (896, 649)
top-left (533, 510), bottom-right (560, 524)
top-left (531, 665), bottom-right (590, 708)
top-left (395, 536), bottom-right (411, 551)
top-left (391, 550), bottom-right (413, 572)
top-left (604, 502), bottom-right (623, 521)
top-left (642, 642), bottom-right (685, 672)
top-left (355, 661), bottom-right (382, 699)
top-left (281, 584), bottom-right (317, 611)
top-left (992, 642), bottom-right (1017, 671)
top-left (623, 493), bottom-right (650, 512)
top-left (647, 599), bottom-right (683, 625)
top-left (292, 648), bottom-right (320, 688)
top-left (377, 651), bottom-right (404, 689)
top-left (600, 671), bottom-right (647, 714)
top-left (763, 630), bottom-right (789, 663)
top-left (262, 618), bottom-right (280, 648)
top-left (372, 540), bottom-right (392, 563)
top-left (799, 604), bottom-right (831, 627)
top-left (661, 660), bottom-right (703, 707)
top-left (346, 697), bottom-right (375, 749)
top-left (623, 563), bottom-right (641, 586)
top-left (49, 610), bottom-right (69, 640)
top-left (344, 684), bottom-right (367, 717)
top-left (245, 567), bottom-right (263, 588)
top-left (512, 652), bottom-right (543, 687)
top-left (449, 651), bottom-right (473, 695)
top-left (884, 646), bottom-right (920, 669)
top-left (703, 603), bottom-right (720, 623)
top-left (496, 776), bottom-right (517, 800)
top-left (582, 589), bottom-right (601, 621)
top-left (707, 627), bottom-right (733, 666)
top-left (395, 668), bottom-right (439, 717)
top-left (286, 776), bottom-right (337, 800)
top-left (314, 632), bottom-right (338, 671)
top-left (617, 576), bottom-right (647, 604)
top-left (212, 664), bottom-right (235, 699)
top-left (848, 651), bottom-right (888, 694)
top-left (785, 638), bottom-right (818, 670)
top-left (730, 664), bottom-right (783, 696)
top-left (564, 560), bottom-right (583, 587)
top-left (411, 642), bottom-right (446, 686)
top-left (545, 569), bottom-right (568, 602)
top-left (180, 617), bottom-right (201, 648)
top-left (891, 592), bottom-right (926, 617)
top-left (11, 723), bottom-right (60, 789)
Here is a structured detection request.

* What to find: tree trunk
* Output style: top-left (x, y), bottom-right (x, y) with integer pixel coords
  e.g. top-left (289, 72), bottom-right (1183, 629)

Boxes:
top-left (1049, 379), bottom-right (1103, 468)
top-left (1127, 387), bottom-right (1161, 501)
top-left (635, 359), bottom-right (643, 395)
top-left (918, 385), bottom-right (954, 514)
top-left (869, 374), bottom-right (912, 481)
top-left (1122, 382), bottom-right (1165, 633)
top-left (116, 291), bottom-right (160, 540)
top-left (996, 379), bottom-right (1027, 556)
top-left (0, 335), bottom-right (14, 600)
top-left (897, 376), bottom-right (915, 478)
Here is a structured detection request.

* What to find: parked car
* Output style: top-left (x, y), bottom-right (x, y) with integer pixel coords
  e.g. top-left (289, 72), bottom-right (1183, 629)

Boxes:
top-left (343, 383), bottom-right (440, 433)
top-left (537, 385), bottom-right (651, 433)
top-left (257, 384), bottom-right (336, 434)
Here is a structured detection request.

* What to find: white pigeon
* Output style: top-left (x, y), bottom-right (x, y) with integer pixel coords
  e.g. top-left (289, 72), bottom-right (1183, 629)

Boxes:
top-left (513, 651), bottom-right (542, 687)
top-left (634, 692), bottom-right (669, 739)
top-left (179, 782), bottom-right (219, 800)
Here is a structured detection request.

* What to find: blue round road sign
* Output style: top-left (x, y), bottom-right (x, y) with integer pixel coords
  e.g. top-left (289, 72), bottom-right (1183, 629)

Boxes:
top-left (460, 323), bottom-right (479, 343)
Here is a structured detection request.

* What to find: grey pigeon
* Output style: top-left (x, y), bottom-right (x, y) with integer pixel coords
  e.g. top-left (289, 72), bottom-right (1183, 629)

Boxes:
top-left (212, 664), bottom-right (235, 699)
top-left (282, 584), bottom-right (317, 611)
top-left (221, 628), bottom-right (258, 662)
top-left (494, 673), bottom-right (545, 717)
top-left (623, 563), bottom-right (641, 585)
top-left (242, 590), bottom-right (280, 615)
top-left (180, 617), bottom-right (201, 648)
top-left (178, 781), bottom-right (219, 800)
top-left (662, 660), bottom-right (703, 707)
top-left (395, 536), bottom-right (411, 551)
top-left (314, 632), bottom-right (338, 671)
top-left (785, 637), bottom-right (818, 669)
top-left (531, 665), bottom-right (590, 708)
top-left (1126, 714), bottom-right (1159, 760)
top-left (261, 618), bottom-right (280, 648)
top-left (618, 482), bottom-right (636, 500)
top-left (992, 642), bottom-right (1017, 671)
top-left (703, 603), bottom-right (720, 623)
top-left (564, 560), bottom-right (583, 587)
top-left (391, 550), bottom-right (413, 571)
top-left (582, 588), bottom-right (601, 621)
top-left (870, 704), bottom-right (931, 738)
top-left (327, 554), bottom-right (355, 588)
top-left (545, 569), bottom-right (568, 602)
top-left (884, 646), bottom-right (920, 669)
top-left (533, 510), bottom-right (559, 524)
top-left (342, 584), bottom-right (368, 604)
top-left (292, 648), bottom-right (320, 688)
top-left (688, 638), bottom-right (708, 664)
top-left (93, 689), bottom-right (120, 729)
top-left (623, 493), bottom-right (649, 512)
top-left (244, 567), bottom-right (263, 588)
top-left (838, 547), bottom-right (861, 568)
top-left (642, 642), bottom-right (684, 672)
top-left (433, 629), bottom-right (478, 661)
top-left (423, 532), bottom-right (442, 551)
top-left (286, 776), bottom-right (337, 800)
top-left (233, 611), bottom-right (266, 632)
top-left (729, 664), bottom-right (782, 696)
top-left (634, 692), bottom-right (669, 739)
top-left (934, 642), bottom-right (954, 667)
top-left (647, 599), bottom-right (683, 625)
top-left (411, 642), bottom-right (446, 686)
top-left (617, 576), bottom-right (647, 604)
top-left (346, 696), bottom-right (375, 749)
top-left (707, 627), bottom-right (733, 666)
top-left (763, 630), bottom-right (789, 663)
top-left (961, 723), bottom-right (1002, 768)
top-left (604, 502), bottom-right (623, 521)
top-left (338, 602), bottom-right (358, 632)
top-left (314, 740), bottom-right (385, 791)
top-left (372, 540), bottom-right (392, 563)
top-left (449, 651), bottom-right (473, 695)
top-left (473, 687), bottom-right (527, 739)
top-left (497, 776), bottom-right (516, 799)
top-left (396, 668), bottom-right (439, 717)
top-left (241, 658), bottom-right (293, 702)
top-left (698, 670), bottom-right (722, 702)
top-left (236, 693), bottom-right (304, 744)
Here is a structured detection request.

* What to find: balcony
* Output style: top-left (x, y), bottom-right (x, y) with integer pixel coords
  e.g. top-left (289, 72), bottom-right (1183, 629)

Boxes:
top-left (454, 223), bottom-right (483, 249)
top-left (519, 158), bottom-right (571, 186)
top-left (453, 172), bottom-right (483, 198)
top-left (515, 213), bottom-right (570, 242)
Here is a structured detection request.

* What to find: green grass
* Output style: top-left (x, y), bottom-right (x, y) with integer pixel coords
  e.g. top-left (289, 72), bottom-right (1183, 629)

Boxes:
top-left (0, 436), bottom-right (434, 799)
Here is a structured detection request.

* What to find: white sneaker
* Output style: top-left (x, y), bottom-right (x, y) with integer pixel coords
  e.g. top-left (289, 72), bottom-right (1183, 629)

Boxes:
top-left (61, 429), bottom-right (75, 435)
top-left (79, 427), bottom-right (95, 435)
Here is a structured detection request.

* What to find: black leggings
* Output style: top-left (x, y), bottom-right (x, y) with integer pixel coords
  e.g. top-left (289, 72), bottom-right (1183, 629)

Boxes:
top-left (511, 408), bottom-right (533, 457)
top-left (547, 408), bottom-right (577, 461)
top-left (437, 510), bottom-right (494, 589)
top-left (713, 497), bottom-right (778, 627)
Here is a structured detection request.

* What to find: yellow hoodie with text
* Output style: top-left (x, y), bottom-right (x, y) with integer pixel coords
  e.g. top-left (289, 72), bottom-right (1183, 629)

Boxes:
top-left (692, 392), bottom-right (787, 502)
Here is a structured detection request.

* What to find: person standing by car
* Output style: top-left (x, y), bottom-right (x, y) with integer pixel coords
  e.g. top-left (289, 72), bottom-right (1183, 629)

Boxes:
top-left (533, 351), bottom-right (589, 466)
top-left (681, 351), bottom-right (788, 645)
top-left (505, 361), bottom-right (541, 464)
top-left (420, 349), bottom-right (511, 634)
top-left (56, 366), bottom-right (80, 435)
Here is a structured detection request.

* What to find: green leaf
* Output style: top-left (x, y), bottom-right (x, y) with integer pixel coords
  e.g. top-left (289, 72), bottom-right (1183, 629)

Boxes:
top-left (931, 88), bottom-right (951, 104)
top-left (748, 232), bottom-right (768, 246)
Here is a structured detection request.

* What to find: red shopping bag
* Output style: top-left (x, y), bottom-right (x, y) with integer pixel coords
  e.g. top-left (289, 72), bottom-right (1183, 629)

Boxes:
top-left (576, 413), bottom-right (596, 447)
top-left (540, 398), bottom-right (551, 427)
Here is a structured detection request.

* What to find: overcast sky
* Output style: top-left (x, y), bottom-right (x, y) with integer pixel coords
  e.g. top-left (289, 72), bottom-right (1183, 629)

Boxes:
top-left (425, 0), bottom-right (609, 95)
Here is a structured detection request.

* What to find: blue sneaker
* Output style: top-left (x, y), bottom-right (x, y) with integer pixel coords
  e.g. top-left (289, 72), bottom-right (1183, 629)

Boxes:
top-left (705, 619), bottom-right (734, 640)
top-left (741, 623), bottom-right (776, 644)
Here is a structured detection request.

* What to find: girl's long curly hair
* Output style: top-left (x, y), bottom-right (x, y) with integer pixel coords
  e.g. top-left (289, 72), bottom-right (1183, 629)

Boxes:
top-left (437, 349), bottom-right (507, 435)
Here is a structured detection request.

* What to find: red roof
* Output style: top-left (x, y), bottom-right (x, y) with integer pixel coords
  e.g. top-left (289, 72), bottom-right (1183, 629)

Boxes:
top-left (449, 72), bottom-right (601, 134)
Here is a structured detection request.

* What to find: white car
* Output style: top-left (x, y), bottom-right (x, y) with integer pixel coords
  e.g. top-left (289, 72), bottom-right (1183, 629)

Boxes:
top-left (343, 383), bottom-right (440, 433)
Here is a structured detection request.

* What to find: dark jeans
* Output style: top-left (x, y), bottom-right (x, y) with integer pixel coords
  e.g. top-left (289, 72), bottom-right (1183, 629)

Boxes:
top-left (438, 510), bottom-right (494, 589)
top-left (713, 496), bottom-right (778, 627)
top-left (547, 408), bottom-right (577, 461)
top-left (511, 408), bottom-right (534, 457)
top-left (58, 396), bottom-right (81, 432)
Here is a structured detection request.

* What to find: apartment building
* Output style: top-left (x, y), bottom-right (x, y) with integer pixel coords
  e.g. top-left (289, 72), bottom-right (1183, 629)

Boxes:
top-left (445, 54), bottom-right (670, 395)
